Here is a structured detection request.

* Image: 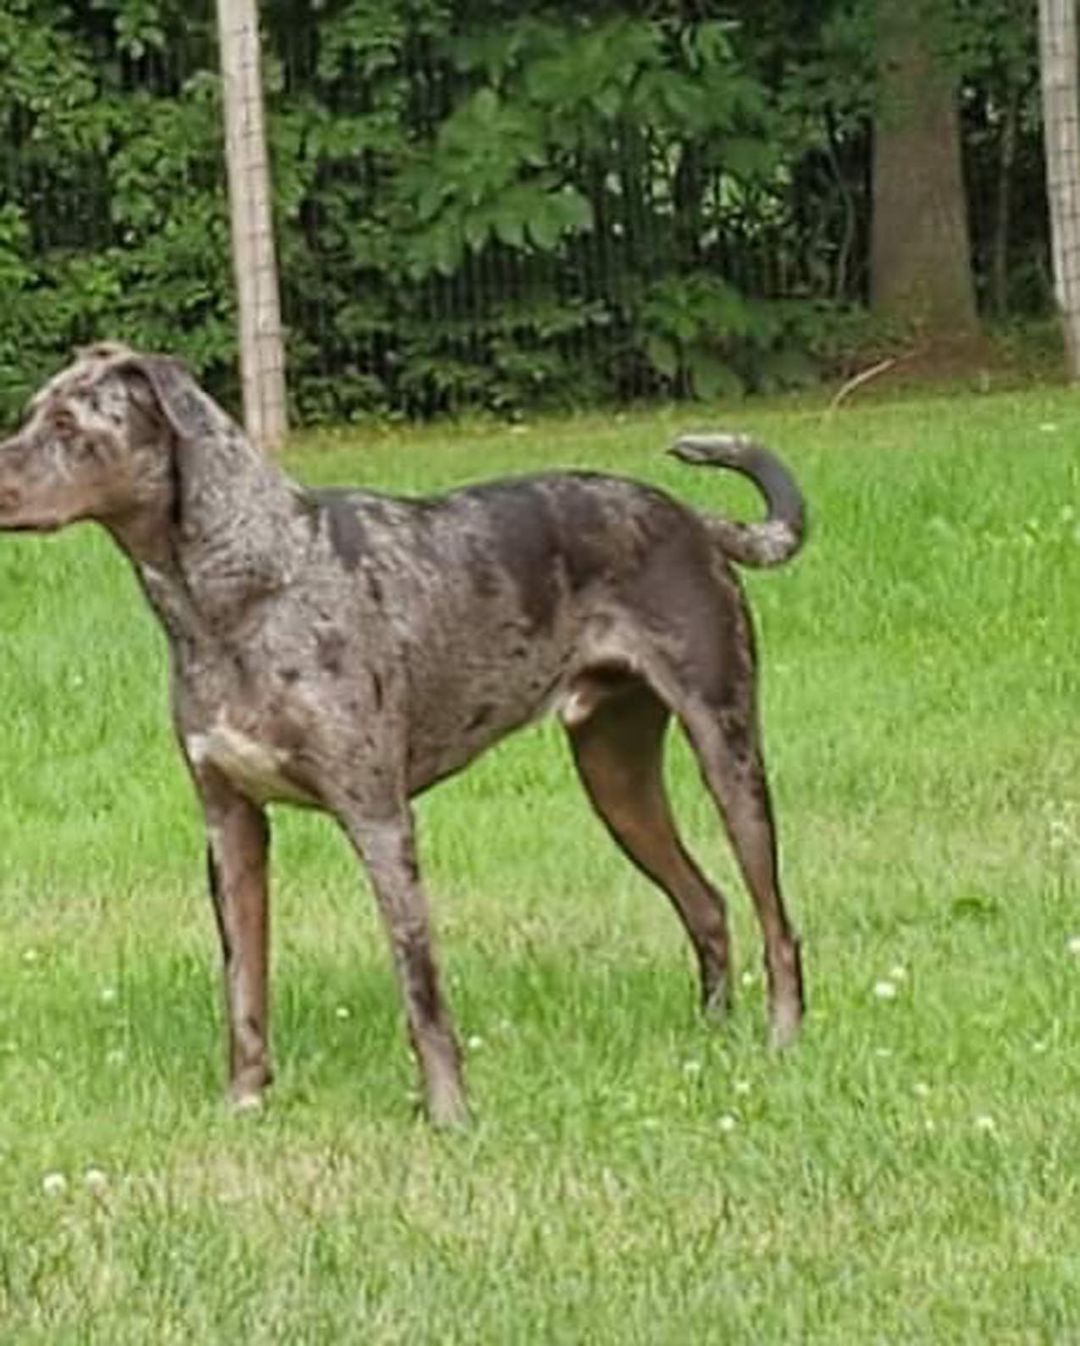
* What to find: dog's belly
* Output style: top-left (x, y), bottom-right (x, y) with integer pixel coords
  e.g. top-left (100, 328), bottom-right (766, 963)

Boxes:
top-left (401, 607), bottom-right (637, 794)
top-left (405, 654), bottom-right (571, 795)
top-left (406, 696), bottom-right (552, 795)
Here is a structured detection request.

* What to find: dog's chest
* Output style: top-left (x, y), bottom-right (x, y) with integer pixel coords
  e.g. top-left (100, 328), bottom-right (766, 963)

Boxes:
top-left (186, 717), bottom-right (316, 806)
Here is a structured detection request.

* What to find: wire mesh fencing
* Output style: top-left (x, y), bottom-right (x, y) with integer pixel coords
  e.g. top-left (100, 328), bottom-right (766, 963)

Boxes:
top-left (0, 1), bottom-right (1050, 427)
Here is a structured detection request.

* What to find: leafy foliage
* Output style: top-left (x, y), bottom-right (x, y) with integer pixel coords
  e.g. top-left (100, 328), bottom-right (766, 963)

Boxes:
top-left (0, 1), bottom-right (234, 411)
top-left (0, 0), bottom-right (1048, 422)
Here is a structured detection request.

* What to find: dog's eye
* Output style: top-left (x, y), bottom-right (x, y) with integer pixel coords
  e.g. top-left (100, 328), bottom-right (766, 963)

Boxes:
top-left (50, 408), bottom-right (78, 438)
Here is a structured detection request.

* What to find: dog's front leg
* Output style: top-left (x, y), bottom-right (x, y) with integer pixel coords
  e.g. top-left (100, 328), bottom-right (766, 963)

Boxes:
top-left (340, 807), bottom-right (468, 1128)
top-left (199, 772), bottom-right (272, 1109)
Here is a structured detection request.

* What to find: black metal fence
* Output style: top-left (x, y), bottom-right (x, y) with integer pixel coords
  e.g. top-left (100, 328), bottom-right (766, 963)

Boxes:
top-left (0, 1), bottom-right (1048, 425)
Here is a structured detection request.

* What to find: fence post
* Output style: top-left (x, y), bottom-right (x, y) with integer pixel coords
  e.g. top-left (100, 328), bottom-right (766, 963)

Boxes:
top-left (1038, 0), bottom-right (1080, 379)
top-left (215, 0), bottom-right (288, 449)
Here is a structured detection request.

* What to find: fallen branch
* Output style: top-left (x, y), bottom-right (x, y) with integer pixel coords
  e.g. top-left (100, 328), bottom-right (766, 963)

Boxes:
top-left (826, 357), bottom-right (899, 414)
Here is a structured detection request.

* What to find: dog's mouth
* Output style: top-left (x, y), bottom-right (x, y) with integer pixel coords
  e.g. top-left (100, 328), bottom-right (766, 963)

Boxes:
top-left (0, 511), bottom-right (63, 535)
top-left (0, 490), bottom-right (64, 532)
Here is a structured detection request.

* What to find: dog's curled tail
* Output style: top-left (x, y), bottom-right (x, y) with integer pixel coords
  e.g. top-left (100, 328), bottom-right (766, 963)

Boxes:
top-left (669, 432), bottom-right (806, 569)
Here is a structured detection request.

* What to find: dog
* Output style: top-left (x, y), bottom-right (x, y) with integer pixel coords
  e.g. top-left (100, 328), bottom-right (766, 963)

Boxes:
top-left (0, 344), bottom-right (807, 1125)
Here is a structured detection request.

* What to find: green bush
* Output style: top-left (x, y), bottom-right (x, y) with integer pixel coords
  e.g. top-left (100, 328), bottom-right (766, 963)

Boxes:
top-left (0, 0), bottom-right (1044, 423)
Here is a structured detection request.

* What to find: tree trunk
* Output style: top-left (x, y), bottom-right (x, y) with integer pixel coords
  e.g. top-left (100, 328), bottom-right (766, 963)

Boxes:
top-left (216, 0), bottom-right (288, 449)
top-left (870, 0), bottom-right (979, 339)
top-left (1038, 0), bottom-right (1080, 378)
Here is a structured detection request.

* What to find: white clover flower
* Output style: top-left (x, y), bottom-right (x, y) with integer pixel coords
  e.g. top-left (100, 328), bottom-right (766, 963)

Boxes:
top-left (466, 1035), bottom-right (484, 1051)
top-left (1046, 801), bottom-right (1078, 852)
top-left (888, 964), bottom-right (908, 981)
top-left (681, 1058), bottom-right (702, 1076)
top-left (873, 979), bottom-right (898, 1000)
top-left (84, 1168), bottom-right (108, 1196)
top-left (42, 1172), bottom-right (67, 1198)
top-left (974, 1113), bottom-right (996, 1133)
top-left (334, 1005), bottom-right (351, 1021)
top-left (733, 1079), bottom-right (751, 1096)
top-left (1067, 936), bottom-right (1080, 957)
top-left (718, 1114), bottom-right (737, 1133)
top-left (913, 1081), bottom-right (931, 1099)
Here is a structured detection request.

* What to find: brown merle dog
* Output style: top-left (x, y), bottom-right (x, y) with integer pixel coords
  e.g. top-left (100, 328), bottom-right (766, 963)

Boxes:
top-left (0, 344), bottom-right (807, 1126)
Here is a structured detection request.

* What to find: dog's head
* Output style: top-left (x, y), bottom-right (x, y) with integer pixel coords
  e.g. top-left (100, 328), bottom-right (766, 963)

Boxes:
top-left (0, 343), bottom-right (219, 533)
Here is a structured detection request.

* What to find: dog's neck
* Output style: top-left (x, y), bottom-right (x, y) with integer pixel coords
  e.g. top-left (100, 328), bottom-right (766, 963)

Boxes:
top-left (106, 422), bottom-right (311, 645)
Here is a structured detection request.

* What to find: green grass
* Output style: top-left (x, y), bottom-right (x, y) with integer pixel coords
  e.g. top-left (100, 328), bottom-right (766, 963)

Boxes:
top-left (2, 388), bottom-right (1080, 1342)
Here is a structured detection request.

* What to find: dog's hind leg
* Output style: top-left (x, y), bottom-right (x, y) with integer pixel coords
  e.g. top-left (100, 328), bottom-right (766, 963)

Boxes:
top-left (674, 694), bottom-right (804, 1049)
top-left (564, 677), bottom-right (734, 1018)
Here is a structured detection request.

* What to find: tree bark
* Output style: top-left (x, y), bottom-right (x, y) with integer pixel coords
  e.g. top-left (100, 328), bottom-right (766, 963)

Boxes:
top-left (871, 0), bottom-right (979, 339)
top-left (216, 0), bottom-right (288, 449)
top-left (1038, 0), bottom-right (1080, 378)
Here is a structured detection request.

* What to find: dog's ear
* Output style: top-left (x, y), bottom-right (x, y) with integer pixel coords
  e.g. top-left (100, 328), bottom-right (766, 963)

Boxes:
top-left (114, 353), bottom-right (217, 443)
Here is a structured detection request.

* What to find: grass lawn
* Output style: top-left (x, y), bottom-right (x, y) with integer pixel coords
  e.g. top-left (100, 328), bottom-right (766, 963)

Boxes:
top-left (1, 386), bottom-right (1079, 1342)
